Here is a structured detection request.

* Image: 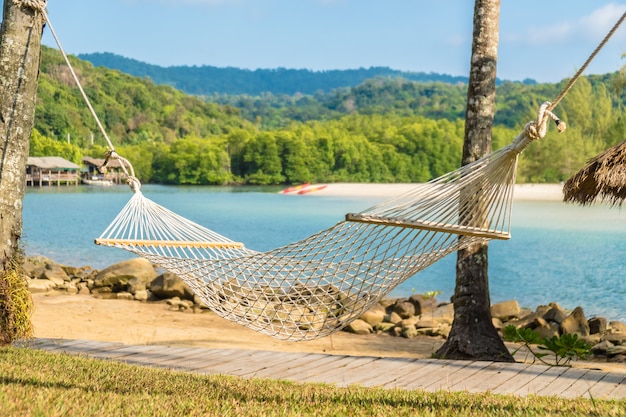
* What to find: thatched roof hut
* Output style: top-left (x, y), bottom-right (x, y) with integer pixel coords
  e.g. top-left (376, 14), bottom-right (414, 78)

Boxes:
top-left (563, 139), bottom-right (626, 206)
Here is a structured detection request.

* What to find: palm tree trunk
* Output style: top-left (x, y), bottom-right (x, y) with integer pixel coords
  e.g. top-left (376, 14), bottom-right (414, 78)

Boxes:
top-left (435, 0), bottom-right (514, 362)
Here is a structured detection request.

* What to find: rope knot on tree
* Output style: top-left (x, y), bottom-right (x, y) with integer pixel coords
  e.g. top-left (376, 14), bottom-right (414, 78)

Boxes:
top-left (11, 0), bottom-right (46, 13)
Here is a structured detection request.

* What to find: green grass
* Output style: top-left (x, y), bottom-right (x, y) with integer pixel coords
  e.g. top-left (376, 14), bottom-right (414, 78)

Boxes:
top-left (0, 347), bottom-right (623, 416)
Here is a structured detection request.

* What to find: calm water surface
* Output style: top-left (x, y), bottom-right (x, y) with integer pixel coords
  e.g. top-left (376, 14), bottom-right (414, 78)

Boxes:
top-left (23, 184), bottom-right (626, 322)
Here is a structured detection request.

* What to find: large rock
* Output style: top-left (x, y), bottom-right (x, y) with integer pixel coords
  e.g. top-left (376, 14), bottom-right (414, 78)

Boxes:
top-left (390, 299), bottom-right (415, 319)
top-left (430, 303), bottom-right (454, 325)
top-left (359, 303), bottom-right (385, 327)
top-left (561, 306), bottom-right (590, 336)
top-left (344, 319), bottom-right (372, 335)
top-left (408, 294), bottom-right (438, 315)
top-left (609, 321), bottom-right (626, 333)
top-left (150, 272), bottom-right (195, 301)
top-left (490, 300), bottom-right (520, 321)
top-left (28, 278), bottom-right (56, 293)
top-left (542, 304), bottom-right (567, 324)
top-left (588, 317), bottom-right (607, 335)
top-left (41, 263), bottom-right (70, 286)
top-left (93, 258), bottom-right (158, 291)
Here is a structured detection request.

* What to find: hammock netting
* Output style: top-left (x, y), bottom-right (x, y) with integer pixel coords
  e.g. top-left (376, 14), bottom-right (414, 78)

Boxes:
top-left (96, 108), bottom-right (561, 341)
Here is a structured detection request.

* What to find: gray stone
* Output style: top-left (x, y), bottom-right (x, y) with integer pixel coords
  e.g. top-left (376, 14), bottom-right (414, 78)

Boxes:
top-left (491, 317), bottom-right (503, 330)
top-left (93, 258), bottom-right (158, 289)
top-left (42, 264), bottom-right (70, 286)
top-left (28, 278), bottom-right (56, 293)
top-left (116, 292), bottom-right (134, 301)
top-left (373, 322), bottom-right (396, 332)
top-left (430, 303), bottom-right (454, 324)
top-left (606, 345), bottom-right (626, 357)
top-left (150, 271), bottom-right (195, 301)
top-left (384, 311), bottom-right (403, 325)
top-left (391, 299), bottom-right (415, 319)
top-left (23, 261), bottom-right (44, 279)
top-left (588, 317), bottom-right (607, 335)
top-left (359, 303), bottom-right (385, 327)
top-left (408, 294), bottom-right (438, 315)
top-left (490, 300), bottom-right (521, 321)
top-left (401, 327), bottom-right (419, 339)
top-left (534, 322), bottom-right (560, 339)
top-left (609, 321), bottom-right (626, 333)
top-left (561, 306), bottom-right (590, 336)
top-left (590, 340), bottom-right (614, 355)
top-left (601, 332), bottom-right (626, 345)
top-left (134, 289), bottom-right (149, 302)
top-left (344, 319), bottom-right (372, 335)
top-left (543, 305), bottom-right (566, 324)
top-left (416, 318), bottom-right (438, 329)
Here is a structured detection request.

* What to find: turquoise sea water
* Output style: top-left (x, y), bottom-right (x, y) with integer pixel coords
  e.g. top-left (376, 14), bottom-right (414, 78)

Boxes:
top-left (23, 184), bottom-right (626, 322)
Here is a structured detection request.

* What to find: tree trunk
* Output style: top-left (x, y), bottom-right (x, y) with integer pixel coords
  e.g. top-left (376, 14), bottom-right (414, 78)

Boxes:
top-left (435, 0), bottom-right (514, 362)
top-left (0, 1), bottom-right (45, 344)
top-left (0, 0), bottom-right (44, 268)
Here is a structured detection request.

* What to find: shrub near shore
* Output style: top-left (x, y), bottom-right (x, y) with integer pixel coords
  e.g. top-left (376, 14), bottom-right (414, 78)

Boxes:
top-left (24, 256), bottom-right (626, 364)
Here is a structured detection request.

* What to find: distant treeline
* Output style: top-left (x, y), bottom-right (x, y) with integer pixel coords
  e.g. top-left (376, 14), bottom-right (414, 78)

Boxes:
top-left (78, 51), bottom-right (526, 96)
top-left (32, 46), bottom-right (626, 186)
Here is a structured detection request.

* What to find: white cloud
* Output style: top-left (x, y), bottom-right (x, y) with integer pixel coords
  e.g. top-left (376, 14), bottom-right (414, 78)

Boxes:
top-left (581, 3), bottom-right (626, 39)
top-left (505, 3), bottom-right (626, 47)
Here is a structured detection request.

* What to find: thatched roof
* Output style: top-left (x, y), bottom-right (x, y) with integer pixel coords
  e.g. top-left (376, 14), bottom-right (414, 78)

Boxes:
top-left (563, 139), bottom-right (626, 206)
top-left (27, 156), bottom-right (80, 170)
top-left (83, 156), bottom-right (123, 169)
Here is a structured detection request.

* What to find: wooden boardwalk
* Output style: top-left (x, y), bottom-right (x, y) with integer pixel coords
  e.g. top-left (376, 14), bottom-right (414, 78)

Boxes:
top-left (22, 338), bottom-right (626, 400)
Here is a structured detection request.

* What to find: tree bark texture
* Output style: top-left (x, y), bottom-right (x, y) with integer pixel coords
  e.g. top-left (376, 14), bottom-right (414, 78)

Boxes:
top-left (435, 0), bottom-right (514, 362)
top-left (0, 1), bottom-right (45, 271)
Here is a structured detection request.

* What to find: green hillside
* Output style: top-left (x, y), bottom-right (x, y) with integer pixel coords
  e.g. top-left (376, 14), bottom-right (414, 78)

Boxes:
top-left (32, 46), bottom-right (626, 186)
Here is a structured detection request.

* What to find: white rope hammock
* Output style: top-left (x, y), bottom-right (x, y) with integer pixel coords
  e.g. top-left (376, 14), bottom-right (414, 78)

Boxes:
top-left (93, 103), bottom-right (563, 341)
top-left (35, 3), bottom-right (626, 341)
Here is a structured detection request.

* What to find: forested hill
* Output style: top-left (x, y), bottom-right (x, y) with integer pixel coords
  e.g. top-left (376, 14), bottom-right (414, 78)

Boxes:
top-left (78, 52), bottom-right (484, 96)
top-left (32, 46), bottom-right (625, 186)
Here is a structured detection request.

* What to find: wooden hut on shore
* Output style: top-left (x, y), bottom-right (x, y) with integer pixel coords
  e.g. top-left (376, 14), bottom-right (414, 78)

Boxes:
top-left (82, 156), bottom-right (125, 185)
top-left (26, 156), bottom-right (80, 187)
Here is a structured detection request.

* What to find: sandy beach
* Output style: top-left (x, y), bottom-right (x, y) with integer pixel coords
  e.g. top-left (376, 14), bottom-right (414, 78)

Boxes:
top-left (288, 182), bottom-right (564, 201)
top-left (30, 181), bottom-right (626, 374)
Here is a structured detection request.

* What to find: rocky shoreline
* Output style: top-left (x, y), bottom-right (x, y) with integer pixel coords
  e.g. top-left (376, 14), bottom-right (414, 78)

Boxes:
top-left (24, 255), bottom-right (626, 363)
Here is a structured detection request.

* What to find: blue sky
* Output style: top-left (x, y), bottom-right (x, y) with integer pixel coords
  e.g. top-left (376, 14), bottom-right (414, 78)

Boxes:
top-left (23, 1), bottom-right (626, 82)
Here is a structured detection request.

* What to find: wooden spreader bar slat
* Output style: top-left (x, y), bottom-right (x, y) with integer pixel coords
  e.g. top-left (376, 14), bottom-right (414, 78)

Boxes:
top-left (345, 213), bottom-right (510, 240)
top-left (95, 238), bottom-right (245, 249)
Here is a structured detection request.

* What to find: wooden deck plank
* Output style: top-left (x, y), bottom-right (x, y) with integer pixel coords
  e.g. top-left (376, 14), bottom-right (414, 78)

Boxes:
top-left (382, 360), bottom-right (454, 389)
top-left (249, 353), bottom-right (348, 380)
top-left (488, 365), bottom-right (550, 395)
top-left (357, 359), bottom-right (436, 388)
top-left (538, 368), bottom-right (591, 397)
top-left (295, 356), bottom-right (378, 384)
top-left (404, 360), bottom-right (470, 391)
top-left (605, 374), bottom-right (626, 399)
top-left (327, 357), bottom-right (404, 387)
top-left (194, 349), bottom-right (291, 375)
top-left (466, 362), bottom-right (538, 394)
top-left (242, 353), bottom-right (326, 378)
top-left (586, 373), bottom-right (626, 399)
top-left (160, 349), bottom-right (258, 373)
top-left (559, 369), bottom-right (613, 399)
top-left (510, 366), bottom-right (571, 397)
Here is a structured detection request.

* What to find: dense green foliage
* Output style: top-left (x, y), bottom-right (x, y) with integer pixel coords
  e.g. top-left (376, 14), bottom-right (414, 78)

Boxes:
top-left (31, 46), bottom-right (626, 186)
top-left (2, 347), bottom-right (624, 416)
top-left (79, 51), bottom-right (476, 95)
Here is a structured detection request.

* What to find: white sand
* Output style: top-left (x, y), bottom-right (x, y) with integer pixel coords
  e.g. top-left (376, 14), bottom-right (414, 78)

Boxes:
top-left (291, 183), bottom-right (564, 201)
